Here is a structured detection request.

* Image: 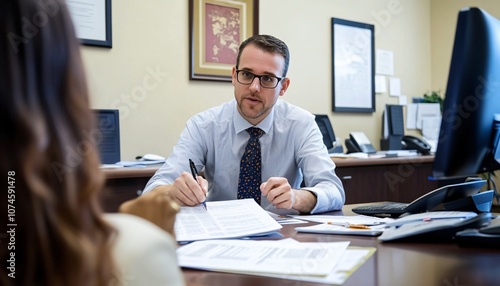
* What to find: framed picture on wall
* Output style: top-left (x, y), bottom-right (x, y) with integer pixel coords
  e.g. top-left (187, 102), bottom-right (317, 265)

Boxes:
top-left (189, 0), bottom-right (259, 82)
top-left (331, 18), bottom-right (375, 112)
top-left (67, 0), bottom-right (112, 48)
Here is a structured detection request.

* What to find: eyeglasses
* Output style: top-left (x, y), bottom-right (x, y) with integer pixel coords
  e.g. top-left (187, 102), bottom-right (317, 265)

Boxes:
top-left (236, 70), bottom-right (283, 89)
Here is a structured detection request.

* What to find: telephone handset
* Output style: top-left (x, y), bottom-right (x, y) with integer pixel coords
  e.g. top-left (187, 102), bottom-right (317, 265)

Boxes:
top-left (345, 132), bottom-right (377, 154)
top-left (402, 135), bottom-right (432, 155)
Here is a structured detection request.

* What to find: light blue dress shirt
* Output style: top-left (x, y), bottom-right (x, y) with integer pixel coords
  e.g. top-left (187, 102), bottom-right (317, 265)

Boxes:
top-left (143, 99), bottom-right (345, 214)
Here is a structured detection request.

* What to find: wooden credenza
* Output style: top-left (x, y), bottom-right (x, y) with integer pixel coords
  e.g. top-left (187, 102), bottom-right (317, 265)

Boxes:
top-left (334, 155), bottom-right (438, 204)
top-left (101, 156), bottom-right (438, 212)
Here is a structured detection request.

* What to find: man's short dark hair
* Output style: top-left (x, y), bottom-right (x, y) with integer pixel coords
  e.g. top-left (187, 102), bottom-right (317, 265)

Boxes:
top-left (236, 35), bottom-right (290, 77)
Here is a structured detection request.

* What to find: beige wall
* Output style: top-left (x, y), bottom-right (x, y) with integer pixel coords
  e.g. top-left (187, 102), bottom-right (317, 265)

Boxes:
top-left (81, 0), bottom-right (498, 161)
top-left (430, 1), bottom-right (500, 91)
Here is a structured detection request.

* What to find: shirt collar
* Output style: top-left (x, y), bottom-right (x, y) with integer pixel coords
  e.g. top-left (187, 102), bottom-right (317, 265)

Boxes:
top-left (233, 99), bottom-right (274, 135)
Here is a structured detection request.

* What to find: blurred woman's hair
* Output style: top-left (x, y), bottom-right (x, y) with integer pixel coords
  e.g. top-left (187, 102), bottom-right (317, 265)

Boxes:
top-left (0, 0), bottom-right (116, 285)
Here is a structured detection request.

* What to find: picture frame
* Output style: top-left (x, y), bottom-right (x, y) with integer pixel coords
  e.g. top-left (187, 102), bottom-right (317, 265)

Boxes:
top-left (189, 0), bottom-right (259, 82)
top-left (331, 18), bottom-right (375, 113)
top-left (67, 0), bottom-right (112, 48)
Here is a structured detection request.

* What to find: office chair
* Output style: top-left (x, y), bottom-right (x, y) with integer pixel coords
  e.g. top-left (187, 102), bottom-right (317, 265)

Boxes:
top-left (314, 114), bottom-right (343, 153)
top-left (93, 109), bottom-right (121, 164)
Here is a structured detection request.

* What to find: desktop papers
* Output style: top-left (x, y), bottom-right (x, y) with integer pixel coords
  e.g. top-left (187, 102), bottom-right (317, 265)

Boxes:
top-left (177, 239), bottom-right (350, 276)
top-left (178, 238), bottom-right (376, 285)
top-left (295, 223), bottom-right (386, 236)
top-left (291, 214), bottom-right (394, 225)
top-left (292, 215), bottom-right (392, 236)
top-left (174, 199), bottom-right (282, 242)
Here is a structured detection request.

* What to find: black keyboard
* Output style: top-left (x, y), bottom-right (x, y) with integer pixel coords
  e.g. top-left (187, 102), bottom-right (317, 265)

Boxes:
top-left (352, 202), bottom-right (410, 216)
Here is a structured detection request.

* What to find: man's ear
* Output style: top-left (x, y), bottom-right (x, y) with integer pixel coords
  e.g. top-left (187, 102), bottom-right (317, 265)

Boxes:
top-left (231, 67), bottom-right (237, 86)
top-left (279, 77), bottom-right (291, 96)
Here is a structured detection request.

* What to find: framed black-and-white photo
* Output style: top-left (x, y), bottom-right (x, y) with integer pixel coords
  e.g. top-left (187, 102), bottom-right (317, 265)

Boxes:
top-left (67, 0), bottom-right (112, 48)
top-left (331, 18), bottom-right (374, 112)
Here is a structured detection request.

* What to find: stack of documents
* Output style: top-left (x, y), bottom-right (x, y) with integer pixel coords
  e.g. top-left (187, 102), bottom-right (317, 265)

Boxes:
top-left (175, 201), bottom-right (377, 284)
top-left (177, 238), bottom-right (376, 284)
top-left (178, 239), bottom-right (349, 276)
top-left (174, 199), bottom-right (282, 242)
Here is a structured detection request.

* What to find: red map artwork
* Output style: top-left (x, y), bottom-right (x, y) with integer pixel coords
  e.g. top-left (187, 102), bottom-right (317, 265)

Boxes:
top-left (204, 3), bottom-right (240, 64)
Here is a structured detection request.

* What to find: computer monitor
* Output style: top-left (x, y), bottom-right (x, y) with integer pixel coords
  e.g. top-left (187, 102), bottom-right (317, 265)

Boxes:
top-left (432, 7), bottom-right (500, 182)
top-left (314, 114), bottom-right (343, 153)
top-left (93, 109), bottom-right (121, 164)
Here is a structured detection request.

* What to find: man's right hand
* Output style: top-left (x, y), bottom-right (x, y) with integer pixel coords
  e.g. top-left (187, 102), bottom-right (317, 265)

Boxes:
top-left (155, 171), bottom-right (208, 206)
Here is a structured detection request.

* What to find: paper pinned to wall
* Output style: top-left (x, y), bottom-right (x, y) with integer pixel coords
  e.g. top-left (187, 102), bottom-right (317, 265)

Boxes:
top-left (422, 116), bottom-right (442, 152)
top-left (389, 77), bottom-right (401, 96)
top-left (407, 104), bottom-right (418, 129)
top-left (399, 96), bottom-right (408, 105)
top-left (406, 103), bottom-right (441, 130)
top-left (375, 75), bottom-right (387, 93)
top-left (416, 103), bottom-right (441, 129)
top-left (376, 49), bottom-right (394, 75)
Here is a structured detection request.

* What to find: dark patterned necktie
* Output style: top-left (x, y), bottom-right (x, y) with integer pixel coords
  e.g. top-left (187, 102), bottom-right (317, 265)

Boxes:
top-left (237, 127), bottom-right (264, 204)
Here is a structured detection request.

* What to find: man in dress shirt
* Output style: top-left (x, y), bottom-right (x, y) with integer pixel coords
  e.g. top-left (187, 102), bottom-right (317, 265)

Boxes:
top-left (143, 35), bottom-right (345, 214)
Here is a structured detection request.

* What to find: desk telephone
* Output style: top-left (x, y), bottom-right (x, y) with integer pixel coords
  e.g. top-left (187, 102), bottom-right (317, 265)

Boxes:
top-left (346, 133), bottom-right (432, 155)
top-left (352, 179), bottom-right (494, 217)
top-left (345, 132), bottom-right (377, 154)
top-left (401, 135), bottom-right (432, 155)
top-left (378, 211), bottom-right (494, 243)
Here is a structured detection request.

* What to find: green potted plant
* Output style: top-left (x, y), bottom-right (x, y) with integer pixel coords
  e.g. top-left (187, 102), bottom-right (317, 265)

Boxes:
top-left (423, 90), bottom-right (444, 112)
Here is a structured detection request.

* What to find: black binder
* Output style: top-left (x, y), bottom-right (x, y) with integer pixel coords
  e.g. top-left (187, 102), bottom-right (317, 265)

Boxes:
top-left (381, 105), bottom-right (404, 150)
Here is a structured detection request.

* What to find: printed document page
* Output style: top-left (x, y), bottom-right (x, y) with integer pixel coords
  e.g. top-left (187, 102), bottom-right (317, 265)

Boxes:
top-left (175, 199), bottom-right (282, 242)
top-left (291, 214), bottom-right (393, 225)
top-left (177, 239), bottom-right (350, 276)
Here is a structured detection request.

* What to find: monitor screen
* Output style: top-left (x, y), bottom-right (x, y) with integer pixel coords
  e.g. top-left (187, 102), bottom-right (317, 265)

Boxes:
top-left (93, 109), bottom-right (120, 164)
top-left (433, 7), bottom-right (500, 181)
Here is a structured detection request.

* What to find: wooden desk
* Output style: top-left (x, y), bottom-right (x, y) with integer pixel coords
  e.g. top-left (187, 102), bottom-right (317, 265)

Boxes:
top-left (100, 156), bottom-right (437, 212)
top-left (182, 204), bottom-right (500, 286)
top-left (101, 165), bottom-right (160, 212)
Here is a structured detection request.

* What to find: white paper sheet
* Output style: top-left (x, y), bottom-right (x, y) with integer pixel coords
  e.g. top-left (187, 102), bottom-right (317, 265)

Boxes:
top-left (178, 238), bottom-right (376, 285)
top-left (389, 77), bottom-right (401, 96)
top-left (177, 239), bottom-right (350, 276)
top-left (295, 223), bottom-right (386, 236)
top-left (290, 215), bottom-right (393, 225)
top-left (416, 103), bottom-right (441, 129)
top-left (174, 199), bottom-right (282, 242)
top-left (407, 103), bottom-right (418, 129)
top-left (375, 75), bottom-right (387, 93)
top-left (376, 49), bottom-right (394, 75)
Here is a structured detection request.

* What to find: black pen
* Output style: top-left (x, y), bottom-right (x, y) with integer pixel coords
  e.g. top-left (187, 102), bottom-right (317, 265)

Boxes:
top-left (189, 159), bottom-right (207, 210)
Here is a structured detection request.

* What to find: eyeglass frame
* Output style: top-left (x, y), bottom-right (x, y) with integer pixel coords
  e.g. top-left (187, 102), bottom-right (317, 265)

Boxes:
top-left (235, 69), bottom-right (284, 89)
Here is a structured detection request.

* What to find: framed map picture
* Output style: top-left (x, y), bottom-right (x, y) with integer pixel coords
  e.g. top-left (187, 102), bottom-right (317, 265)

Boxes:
top-left (189, 0), bottom-right (259, 81)
top-left (331, 18), bottom-right (375, 112)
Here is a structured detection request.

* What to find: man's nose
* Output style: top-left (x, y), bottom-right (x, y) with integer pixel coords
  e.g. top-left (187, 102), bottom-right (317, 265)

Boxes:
top-left (249, 76), bottom-right (261, 91)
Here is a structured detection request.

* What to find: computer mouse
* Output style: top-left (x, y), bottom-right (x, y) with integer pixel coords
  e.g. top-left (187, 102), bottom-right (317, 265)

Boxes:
top-left (141, 153), bottom-right (166, 161)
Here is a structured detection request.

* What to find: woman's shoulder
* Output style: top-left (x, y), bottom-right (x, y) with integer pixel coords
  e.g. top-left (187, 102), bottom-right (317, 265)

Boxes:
top-left (104, 213), bottom-right (185, 286)
top-left (104, 213), bottom-right (177, 254)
